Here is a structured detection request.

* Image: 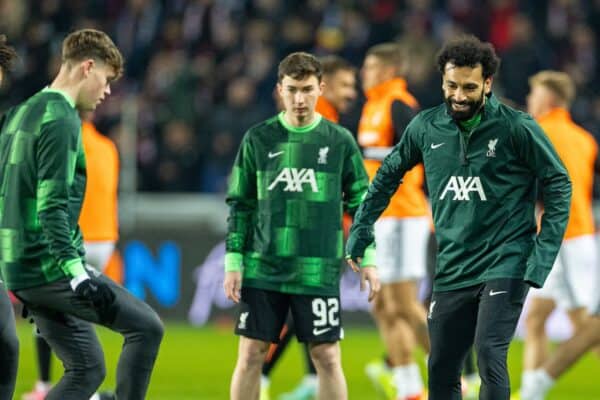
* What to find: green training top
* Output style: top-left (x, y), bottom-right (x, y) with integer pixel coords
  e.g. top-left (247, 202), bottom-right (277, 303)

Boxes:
top-left (348, 94), bottom-right (572, 291)
top-left (226, 112), bottom-right (370, 296)
top-left (0, 89), bottom-right (86, 290)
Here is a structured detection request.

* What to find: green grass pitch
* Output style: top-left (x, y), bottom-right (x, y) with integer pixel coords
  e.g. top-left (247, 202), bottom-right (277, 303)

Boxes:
top-left (13, 321), bottom-right (599, 399)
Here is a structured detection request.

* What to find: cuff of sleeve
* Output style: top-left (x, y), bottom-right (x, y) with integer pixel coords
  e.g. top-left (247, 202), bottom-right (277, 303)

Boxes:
top-left (225, 252), bottom-right (243, 272)
top-left (360, 245), bottom-right (376, 267)
top-left (62, 258), bottom-right (87, 278)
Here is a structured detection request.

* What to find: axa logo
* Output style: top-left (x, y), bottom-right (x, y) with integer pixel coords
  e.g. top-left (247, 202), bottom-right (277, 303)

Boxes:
top-left (439, 176), bottom-right (487, 201)
top-left (268, 168), bottom-right (318, 192)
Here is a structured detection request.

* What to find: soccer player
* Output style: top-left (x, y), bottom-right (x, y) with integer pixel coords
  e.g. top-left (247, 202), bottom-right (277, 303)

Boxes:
top-left (346, 35), bottom-right (572, 400)
top-left (260, 55), bottom-right (358, 400)
top-left (516, 71), bottom-right (600, 400)
top-left (357, 42), bottom-right (430, 400)
top-left (224, 51), bottom-right (380, 400)
top-left (23, 112), bottom-right (120, 400)
top-left (0, 29), bottom-right (163, 400)
top-left (0, 33), bottom-right (19, 400)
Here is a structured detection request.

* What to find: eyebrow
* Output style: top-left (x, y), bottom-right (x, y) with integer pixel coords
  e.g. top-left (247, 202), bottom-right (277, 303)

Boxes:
top-left (286, 84), bottom-right (314, 90)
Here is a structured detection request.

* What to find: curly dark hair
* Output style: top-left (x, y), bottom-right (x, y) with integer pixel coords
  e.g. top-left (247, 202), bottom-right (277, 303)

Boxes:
top-left (436, 35), bottom-right (500, 79)
top-left (0, 34), bottom-right (17, 73)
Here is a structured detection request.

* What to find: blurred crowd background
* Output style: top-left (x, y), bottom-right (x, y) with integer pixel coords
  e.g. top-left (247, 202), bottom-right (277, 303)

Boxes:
top-left (0, 0), bottom-right (598, 193)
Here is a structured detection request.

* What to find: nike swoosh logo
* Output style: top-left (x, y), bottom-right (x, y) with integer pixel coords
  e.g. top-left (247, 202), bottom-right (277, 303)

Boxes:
top-left (431, 143), bottom-right (445, 149)
top-left (268, 151), bottom-right (284, 158)
top-left (312, 327), bottom-right (332, 336)
top-left (489, 290), bottom-right (508, 296)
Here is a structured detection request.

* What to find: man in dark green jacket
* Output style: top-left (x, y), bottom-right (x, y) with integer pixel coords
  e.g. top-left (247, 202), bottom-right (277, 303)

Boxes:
top-left (346, 35), bottom-right (571, 400)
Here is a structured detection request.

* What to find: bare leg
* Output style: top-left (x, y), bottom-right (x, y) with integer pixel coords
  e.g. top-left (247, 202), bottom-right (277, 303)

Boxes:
top-left (309, 342), bottom-right (347, 400)
top-left (231, 336), bottom-right (270, 400)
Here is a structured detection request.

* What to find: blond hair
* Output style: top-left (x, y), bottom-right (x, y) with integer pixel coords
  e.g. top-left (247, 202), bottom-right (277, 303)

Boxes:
top-left (62, 29), bottom-right (124, 79)
top-left (529, 70), bottom-right (575, 107)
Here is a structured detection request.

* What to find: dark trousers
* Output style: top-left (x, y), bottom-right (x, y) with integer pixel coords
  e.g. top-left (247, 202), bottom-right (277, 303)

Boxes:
top-left (427, 278), bottom-right (529, 400)
top-left (15, 274), bottom-right (164, 400)
top-left (0, 284), bottom-right (18, 400)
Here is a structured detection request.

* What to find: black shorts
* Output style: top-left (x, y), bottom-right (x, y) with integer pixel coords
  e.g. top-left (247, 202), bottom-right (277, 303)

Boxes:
top-left (234, 286), bottom-right (343, 344)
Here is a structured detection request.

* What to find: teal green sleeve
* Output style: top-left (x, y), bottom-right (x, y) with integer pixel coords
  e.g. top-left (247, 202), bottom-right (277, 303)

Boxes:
top-left (225, 132), bottom-right (257, 254)
top-left (36, 118), bottom-right (85, 276)
top-left (341, 130), bottom-right (370, 215)
top-left (516, 115), bottom-right (572, 288)
top-left (346, 118), bottom-right (423, 260)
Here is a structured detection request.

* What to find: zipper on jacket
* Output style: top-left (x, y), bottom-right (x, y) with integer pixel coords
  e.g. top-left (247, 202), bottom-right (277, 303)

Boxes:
top-left (459, 130), bottom-right (469, 165)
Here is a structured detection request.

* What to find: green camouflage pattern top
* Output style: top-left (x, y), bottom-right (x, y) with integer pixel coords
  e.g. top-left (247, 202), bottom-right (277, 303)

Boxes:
top-left (0, 89), bottom-right (87, 290)
top-left (226, 112), bottom-right (369, 296)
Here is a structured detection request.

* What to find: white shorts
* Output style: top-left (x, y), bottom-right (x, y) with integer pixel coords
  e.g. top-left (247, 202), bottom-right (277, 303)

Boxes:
top-left (84, 241), bottom-right (116, 272)
top-left (374, 216), bottom-right (430, 284)
top-left (531, 234), bottom-right (599, 311)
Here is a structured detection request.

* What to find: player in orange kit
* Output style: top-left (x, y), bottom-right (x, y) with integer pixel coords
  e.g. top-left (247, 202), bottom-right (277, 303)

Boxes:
top-left (24, 113), bottom-right (120, 400)
top-left (358, 43), bottom-right (430, 400)
top-left (516, 71), bottom-right (600, 400)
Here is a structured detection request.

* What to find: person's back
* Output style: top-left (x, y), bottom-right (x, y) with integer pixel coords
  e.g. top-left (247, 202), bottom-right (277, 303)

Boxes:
top-left (0, 90), bottom-right (85, 289)
top-left (537, 110), bottom-right (596, 239)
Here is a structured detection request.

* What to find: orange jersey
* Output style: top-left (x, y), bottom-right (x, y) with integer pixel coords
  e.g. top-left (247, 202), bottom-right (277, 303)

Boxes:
top-left (316, 96), bottom-right (339, 123)
top-left (358, 78), bottom-right (428, 218)
top-left (79, 121), bottom-right (120, 241)
top-left (538, 108), bottom-right (597, 239)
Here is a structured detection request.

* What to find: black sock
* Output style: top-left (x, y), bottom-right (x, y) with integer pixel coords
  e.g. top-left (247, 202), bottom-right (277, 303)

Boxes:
top-left (463, 347), bottom-right (477, 376)
top-left (262, 323), bottom-right (295, 376)
top-left (35, 334), bottom-right (52, 382)
top-left (303, 343), bottom-right (316, 375)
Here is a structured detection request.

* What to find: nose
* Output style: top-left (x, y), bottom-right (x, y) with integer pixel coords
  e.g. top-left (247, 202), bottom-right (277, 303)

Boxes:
top-left (105, 84), bottom-right (111, 96)
top-left (453, 88), bottom-right (467, 102)
top-left (294, 92), bottom-right (304, 104)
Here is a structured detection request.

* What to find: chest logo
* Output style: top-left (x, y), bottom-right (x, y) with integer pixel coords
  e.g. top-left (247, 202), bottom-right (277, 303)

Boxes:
top-left (440, 176), bottom-right (487, 201)
top-left (268, 168), bottom-right (318, 192)
top-left (431, 142), bottom-right (445, 149)
top-left (486, 138), bottom-right (498, 158)
top-left (318, 147), bottom-right (329, 164)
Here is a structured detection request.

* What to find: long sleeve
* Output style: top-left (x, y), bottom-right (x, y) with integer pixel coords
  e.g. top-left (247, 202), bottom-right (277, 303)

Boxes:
top-left (516, 115), bottom-right (572, 288)
top-left (225, 133), bottom-right (257, 255)
top-left (341, 132), bottom-right (369, 216)
top-left (346, 119), bottom-right (423, 259)
top-left (36, 118), bottom-right (86, 278)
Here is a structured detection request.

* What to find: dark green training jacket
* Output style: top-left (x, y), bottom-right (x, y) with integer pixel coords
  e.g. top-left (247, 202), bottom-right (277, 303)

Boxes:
top-left (348, 94), bottom-right (571, 292)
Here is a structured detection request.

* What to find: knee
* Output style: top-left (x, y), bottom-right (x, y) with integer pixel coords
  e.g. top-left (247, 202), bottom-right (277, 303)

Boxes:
top-left (138, 310), bottom-right (165, 349)
top-left (78, 352), bottom-right (106, 390)
top-left (309, 343), bottom-right (340, 372)
top-left (237, 342), bottom-right (269, 369)
top-left (475, 341), bottom-right (506, 377)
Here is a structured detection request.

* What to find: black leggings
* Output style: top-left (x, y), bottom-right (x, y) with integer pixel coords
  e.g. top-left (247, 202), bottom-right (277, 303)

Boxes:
top-left (427, 278), bottom-right (528, 400)
top-left (0, 285), bottom-right (18, 400)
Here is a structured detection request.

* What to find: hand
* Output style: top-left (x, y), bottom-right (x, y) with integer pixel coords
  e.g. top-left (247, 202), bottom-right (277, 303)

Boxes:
top-left (346, 256), bottom-right (361, 273)
top-left (73, 277), bottom-right (116, 312)
top-left (223, 271), bottom-right (242, 303)
top-left (359, 266), bottom-right (380, 302)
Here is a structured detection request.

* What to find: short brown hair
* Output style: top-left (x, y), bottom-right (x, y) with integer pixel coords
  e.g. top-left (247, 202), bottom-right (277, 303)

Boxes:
top-left (278, 52), bottom-right (322, 82)
top-left (366, 42), bottom-right (405, 72)
top-left (0, 35), bottom-right (17, 72)
top-left (62, 29), bottom-right (124, 79)
top-left (320, 55), bottom-right (355, 77)
top-left (529, 70), bottom-right (575, 107)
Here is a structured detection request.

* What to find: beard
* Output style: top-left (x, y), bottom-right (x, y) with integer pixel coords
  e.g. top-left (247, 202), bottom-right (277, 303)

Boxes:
top-left (445, 91), bottom-right (485, 121)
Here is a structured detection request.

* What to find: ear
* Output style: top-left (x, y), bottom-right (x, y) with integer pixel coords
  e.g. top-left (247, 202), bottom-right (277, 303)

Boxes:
top-left (484, 77), bottom-right (493, 94)
top-left (81, 59), bottom-right (95, 78)
top-left (276, 82), bottom-right (283, 97)
top-left (318, 80), bottom-right (325, 96)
